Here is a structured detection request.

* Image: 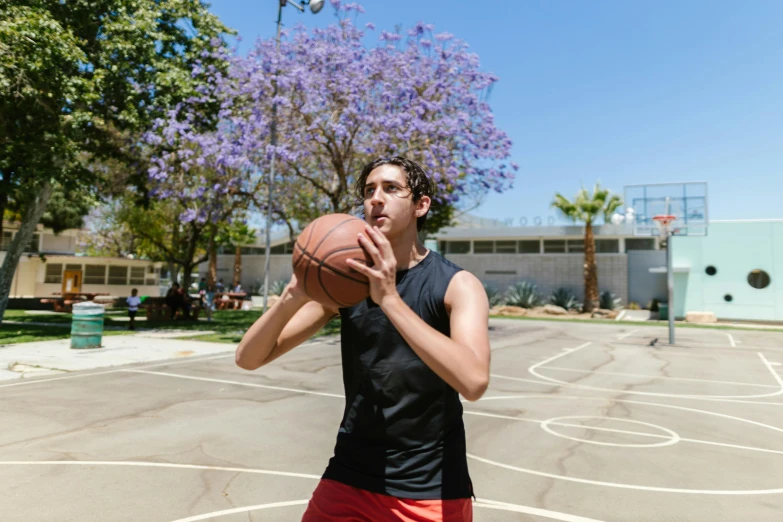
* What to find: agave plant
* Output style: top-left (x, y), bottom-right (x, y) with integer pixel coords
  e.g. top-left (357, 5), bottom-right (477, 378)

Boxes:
top-left (483, 283), bottom-right (504, 308)
top-left (504, 281), bottom-right (542, 309)
top-left (269, 278), bottom-right (289, 296)
top-left (600, 290), bottom-right (623, 310)
top-left (550, 288), bottom-right (582, 311)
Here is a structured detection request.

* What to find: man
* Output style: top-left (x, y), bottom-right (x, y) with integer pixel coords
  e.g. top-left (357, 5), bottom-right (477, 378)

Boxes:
top-left (236, 157), bottom-right (490, 521)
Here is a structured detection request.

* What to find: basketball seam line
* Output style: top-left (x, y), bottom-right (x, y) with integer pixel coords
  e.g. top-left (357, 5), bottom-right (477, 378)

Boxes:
top-left (298, 248), bottom-right (370, 286)
top-left (298, 217), bottom-right (357, 298)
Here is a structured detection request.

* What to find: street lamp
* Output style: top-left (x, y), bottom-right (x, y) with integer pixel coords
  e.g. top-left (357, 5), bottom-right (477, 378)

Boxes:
top-left (263, 0), bottom-right (323, 313)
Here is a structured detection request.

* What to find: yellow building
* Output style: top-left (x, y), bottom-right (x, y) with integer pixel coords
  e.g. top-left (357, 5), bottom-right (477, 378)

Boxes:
top-left (2, 222), bottom-right (164, 299)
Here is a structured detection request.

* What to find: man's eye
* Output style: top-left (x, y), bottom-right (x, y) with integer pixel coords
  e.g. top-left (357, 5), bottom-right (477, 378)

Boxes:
top-left (387, 185), bottom-right (397, 191)
top-left (365, 188), bottom-right (374, 197)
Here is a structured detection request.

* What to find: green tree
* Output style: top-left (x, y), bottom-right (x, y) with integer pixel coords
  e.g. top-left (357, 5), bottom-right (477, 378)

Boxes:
top-left (551, 184), bottom-right (623, 313)
top-left (0, 0), bottom-right (232, 320)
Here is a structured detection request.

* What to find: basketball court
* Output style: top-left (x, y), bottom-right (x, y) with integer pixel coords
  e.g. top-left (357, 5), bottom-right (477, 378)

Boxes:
top-left (3, 318), bottom-right (783, 521)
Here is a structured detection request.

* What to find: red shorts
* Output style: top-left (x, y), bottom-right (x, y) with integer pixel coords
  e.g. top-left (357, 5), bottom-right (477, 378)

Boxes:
top-left (301, 479), bottom-right (473, 522)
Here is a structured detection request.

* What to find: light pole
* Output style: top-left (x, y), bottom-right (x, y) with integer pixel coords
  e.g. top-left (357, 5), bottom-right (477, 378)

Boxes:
top-left (262, 0), bottom-right (324, 313)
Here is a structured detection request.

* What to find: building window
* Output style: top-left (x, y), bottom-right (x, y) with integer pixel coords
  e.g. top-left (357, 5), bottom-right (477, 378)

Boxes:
top-left (543, 240), bottom-right (566, 253)
top-left (45, 263), bottom-right (63, 284)
top-left (84, 265), bottom-right (106, 285)
top-left (108, 266), bottom-right (128, 285)
top-left (0, 231), bottom-right (11, 251)
top-left (748, 269), bottom-right (771, 290)
top-left (518, 240), bottom-right (540, 254)
top-left (269, 244), bottom-right (286, 254)
top-left (625, 238), bottom-right (655, 252)
top-left (65, 263), bottom-right (82, 272)
top-left (495, 241), bottom-right (517, 254)
top-left (148, 265), bottom-right (157, 274)
top-left (129, 267), bottom-right (146, 285)
top-left (474, 241), bottom-right (494, 254)
top-left (25, 234), bottom-right (40, 253)
top-left (445, 241), bottom-right (470, 254)
top-left (566, 239), bottom-right (584, 253)
top-left (595, 239), bottom-right (620, 253)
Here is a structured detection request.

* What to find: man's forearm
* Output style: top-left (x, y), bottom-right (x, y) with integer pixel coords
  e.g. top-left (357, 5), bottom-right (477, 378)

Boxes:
top-left (235, 292), bottom-right (306, 370)
top-left (380, 295), bottom-right (488, 400)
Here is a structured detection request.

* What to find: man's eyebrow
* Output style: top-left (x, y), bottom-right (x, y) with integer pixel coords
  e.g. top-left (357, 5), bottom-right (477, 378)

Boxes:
top-left (364, 178), bottom-right (405, 188)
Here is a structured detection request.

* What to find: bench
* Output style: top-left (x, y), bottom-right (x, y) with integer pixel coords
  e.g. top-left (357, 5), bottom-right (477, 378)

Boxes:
top-left (143, 297), bottom-right (201, 321)
top-left (39, 298), bottom-right (84, 313)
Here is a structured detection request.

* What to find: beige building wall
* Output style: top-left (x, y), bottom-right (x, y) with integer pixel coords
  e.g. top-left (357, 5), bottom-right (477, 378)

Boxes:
top-left (204, 252), bottom-right (629, 304)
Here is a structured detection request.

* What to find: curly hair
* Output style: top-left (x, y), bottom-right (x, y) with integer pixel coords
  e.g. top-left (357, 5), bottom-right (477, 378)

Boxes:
top-left (353, 156), bottom-right (436, 231)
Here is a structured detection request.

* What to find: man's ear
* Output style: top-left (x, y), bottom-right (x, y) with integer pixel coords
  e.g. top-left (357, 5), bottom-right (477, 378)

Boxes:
top-left (414, 195), bottom-right (431, 218)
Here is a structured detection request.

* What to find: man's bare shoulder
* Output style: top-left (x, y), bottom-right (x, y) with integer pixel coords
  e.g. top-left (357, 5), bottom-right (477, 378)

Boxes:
top-left (444, 270), bottom-right (488, 312)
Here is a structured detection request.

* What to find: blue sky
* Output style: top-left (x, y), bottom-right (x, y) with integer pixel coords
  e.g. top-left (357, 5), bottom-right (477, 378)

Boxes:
top-left (209, 0), bottom-right (783, 224)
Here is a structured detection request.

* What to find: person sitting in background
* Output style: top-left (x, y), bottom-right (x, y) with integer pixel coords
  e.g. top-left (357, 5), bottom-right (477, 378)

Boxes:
top-left (165, 283), bottom-right (189, 320)
top-left (202, 283), bottom-right (216, 322)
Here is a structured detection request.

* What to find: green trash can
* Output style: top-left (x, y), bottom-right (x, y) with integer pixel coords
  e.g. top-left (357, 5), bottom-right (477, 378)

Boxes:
top-left (71, 301), bottom-right (105, 349)
top-left (658, 303), bottom-right (669, 321)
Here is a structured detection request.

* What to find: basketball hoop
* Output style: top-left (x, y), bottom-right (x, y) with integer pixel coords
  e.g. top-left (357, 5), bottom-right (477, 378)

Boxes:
top-left (653, 214), bottom-right (677, 236)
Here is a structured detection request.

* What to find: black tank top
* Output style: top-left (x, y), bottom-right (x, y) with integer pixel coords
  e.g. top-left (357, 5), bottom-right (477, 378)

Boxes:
top-left (322, 251), bottom-right (474, 500)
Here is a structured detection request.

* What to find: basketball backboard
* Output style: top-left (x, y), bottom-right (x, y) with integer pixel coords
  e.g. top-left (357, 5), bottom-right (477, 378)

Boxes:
top-left (624, 182), bottom-right (708, 236)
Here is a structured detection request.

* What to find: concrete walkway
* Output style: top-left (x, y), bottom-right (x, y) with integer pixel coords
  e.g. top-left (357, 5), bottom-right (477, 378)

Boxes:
top-left (0, 333), bottom-right (232, 382)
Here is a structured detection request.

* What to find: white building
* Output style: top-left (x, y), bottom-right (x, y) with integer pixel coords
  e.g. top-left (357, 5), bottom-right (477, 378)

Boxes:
top-left (203, 215), bottom-right (662, 306)
top-left (2, 222), bottom-right (164, 298)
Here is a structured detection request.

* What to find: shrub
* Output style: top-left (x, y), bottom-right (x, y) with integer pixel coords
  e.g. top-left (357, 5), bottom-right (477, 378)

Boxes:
top-left (600, 291), bottom-right (622, 310)
top-left (504, 281), bottom-right (543, 309)
top-left (628, 302), bottom-right (641, 310)
top-left (550, 288), bottom-right (581, 311)
top-left (269, 278), bottom-right (289, 296)
top-left (483, 283), bottom-right (504, 307)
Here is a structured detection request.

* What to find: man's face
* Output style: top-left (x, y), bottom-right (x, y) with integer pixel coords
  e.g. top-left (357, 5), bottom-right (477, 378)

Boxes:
top-left (362, 165), bottom-right (429, 237)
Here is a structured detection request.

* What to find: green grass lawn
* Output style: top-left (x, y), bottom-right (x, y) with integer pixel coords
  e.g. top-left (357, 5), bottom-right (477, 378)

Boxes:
top-left (0, 324), bottom-right (134, 344)
top-left (1, 309), bottom-right (341, 345)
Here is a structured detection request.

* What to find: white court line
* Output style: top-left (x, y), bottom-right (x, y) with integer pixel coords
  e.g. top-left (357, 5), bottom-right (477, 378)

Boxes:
top-left (520, 367), bottom-right (780, 389)
top-left (0, 353), bottom-right (235, 390)
top-left (170, 500), bottom-right (312, 522)
top-left (122, 369), bottom-right (345, 399)
top-left (0, 460), bottom-right (320, 479)
top-left (617, 329), bottom-right (640, 340)
top-left (170, 498), bottom-right (604, 522)
top-left (528, 344), bottom-right (783, 400)
top-left (728, 333), bottom-right (737, 347)
top-left (465, 394), bottom-right (783, 494)
top-left (467, 453), bottom-right (783, 495)
top-left (472, 500), bottom-right (605, 522)
top-left (463, 410), bottom-right (783, 456)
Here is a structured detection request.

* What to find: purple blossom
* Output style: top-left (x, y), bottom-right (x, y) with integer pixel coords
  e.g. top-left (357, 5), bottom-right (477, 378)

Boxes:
top-left (147, 3), bottom-right (515, 228)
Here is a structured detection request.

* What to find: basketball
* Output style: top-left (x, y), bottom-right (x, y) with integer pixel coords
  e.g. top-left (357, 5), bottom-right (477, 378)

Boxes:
top-left (292, 213), bottom-right (372, 308)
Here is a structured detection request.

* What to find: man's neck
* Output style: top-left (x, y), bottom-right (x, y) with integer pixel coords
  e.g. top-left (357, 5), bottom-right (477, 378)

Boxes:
top-left (390, 229), bottom-right (429, 271)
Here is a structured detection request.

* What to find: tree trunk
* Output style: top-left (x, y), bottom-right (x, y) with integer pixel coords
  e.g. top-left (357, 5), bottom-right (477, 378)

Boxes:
top-left (0, 180), bottom-right (54, 323)
top-left (208, 244), bottom-right (218, 289)
top-left (182, 263), bottom-right (194, 292)
top-left (583, 221), bottom-right (599, 313)
top-left (233, 245), bottom-right (242, 289)
top-left (167, 261), bottom-right (180, 285)
top-left (0, 169), bottom-right (13, 239)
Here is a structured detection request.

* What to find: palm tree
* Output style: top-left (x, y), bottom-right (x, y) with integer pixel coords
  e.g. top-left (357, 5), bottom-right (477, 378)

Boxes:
top-left (551, 184), bottom-right (623, 313)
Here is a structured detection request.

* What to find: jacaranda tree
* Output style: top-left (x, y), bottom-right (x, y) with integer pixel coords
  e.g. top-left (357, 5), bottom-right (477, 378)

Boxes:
top-left (149, 1), bottom-right (517, 243)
